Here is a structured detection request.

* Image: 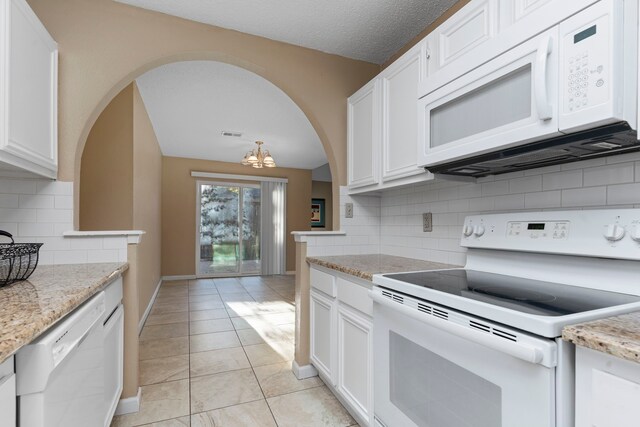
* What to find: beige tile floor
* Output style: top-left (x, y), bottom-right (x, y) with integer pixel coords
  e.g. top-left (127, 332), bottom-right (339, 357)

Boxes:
top-left (112, 275), bottom-right (359, 427)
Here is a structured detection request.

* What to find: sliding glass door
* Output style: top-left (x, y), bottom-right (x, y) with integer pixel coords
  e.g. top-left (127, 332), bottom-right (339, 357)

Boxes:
top-left (197, 182), bottom-right (261, 276)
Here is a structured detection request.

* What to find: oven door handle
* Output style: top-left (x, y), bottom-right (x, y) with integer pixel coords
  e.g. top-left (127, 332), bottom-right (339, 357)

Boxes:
top-left (370, 292), bottom-right (544, 365)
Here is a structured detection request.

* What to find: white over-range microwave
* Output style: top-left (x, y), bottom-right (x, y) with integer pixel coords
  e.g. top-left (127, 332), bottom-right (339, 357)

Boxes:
top-left (417, 0), bottom-right (639, 177)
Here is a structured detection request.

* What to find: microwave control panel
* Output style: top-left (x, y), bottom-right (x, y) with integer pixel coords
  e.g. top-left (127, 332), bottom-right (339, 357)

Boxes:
top-left (562, 13), bottom-right (610, 114)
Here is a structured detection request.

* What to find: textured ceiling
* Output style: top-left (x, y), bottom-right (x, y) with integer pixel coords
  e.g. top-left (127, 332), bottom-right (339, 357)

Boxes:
top-left (115, 0), bottom-right (458, 64)
top-left (136, 61), bottom-right (327, 169)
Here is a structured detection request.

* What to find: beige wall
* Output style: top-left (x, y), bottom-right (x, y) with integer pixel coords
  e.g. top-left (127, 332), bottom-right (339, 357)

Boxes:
top-left (79, 85), bottom-right (134, 230)
top-left (26, 0), bottom-right (379, 232)
top-left (132, 84), bottom-right (163, 319)
top-left (80, 83), bottom-right (163, 322)
top-left (311, 181), bottom-right (333, 231)
top-left (162, 156), bottom-right (312, 276)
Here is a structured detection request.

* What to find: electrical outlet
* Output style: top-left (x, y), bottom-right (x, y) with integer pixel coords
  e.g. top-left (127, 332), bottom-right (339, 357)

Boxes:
top-left (423, 212), bottom-right (433, 232)
top-left (345, 203), bottom-right (354, 218)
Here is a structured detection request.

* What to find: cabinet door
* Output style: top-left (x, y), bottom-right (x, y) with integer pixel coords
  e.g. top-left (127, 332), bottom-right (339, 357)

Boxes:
top-left (337, 305), bottom-right (372, 426)
top-left (348, 80), bottom-right (379, 189)
top-left (427, 0), bottom-right (498, 77)
top-left (576, 347), bottom-right (640, 427)
top-left (1, 0), bottom-right (58, 178)
top-left (104, 304), bottom-right (124, 427)
top-left (0, 356), bottom-right (15, 427)
top-left (310, 289), bottom-right (336, 385)
top-left (381, 46), bottom-right (423, 182)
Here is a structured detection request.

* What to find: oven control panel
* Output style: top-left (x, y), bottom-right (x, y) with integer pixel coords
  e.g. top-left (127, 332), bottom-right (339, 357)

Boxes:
top-left (461, 209), bottom-right (640, 260)
top-left (507, 221), bottom-right (570, 240)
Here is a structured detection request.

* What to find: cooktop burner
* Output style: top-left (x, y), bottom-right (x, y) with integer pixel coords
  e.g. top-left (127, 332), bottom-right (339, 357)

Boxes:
top-left (382, 269), bottom-right (640, 317)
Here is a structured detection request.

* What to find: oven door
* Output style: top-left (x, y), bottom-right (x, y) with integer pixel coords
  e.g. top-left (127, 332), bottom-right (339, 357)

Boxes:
top-left (417, 26), bottom-right (560, 169)
top-left (371, 289), bottom-right (556, 427)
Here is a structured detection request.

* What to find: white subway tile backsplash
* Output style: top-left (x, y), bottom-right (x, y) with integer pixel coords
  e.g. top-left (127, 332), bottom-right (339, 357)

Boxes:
top-left (36, 180), bottom-right (73, 195)
top-left (19, 194), bottom-right (54, 209)
top-left (54, 250), bottom-right (88, 264)
top-left (54, 195), bottom-right (73, 209)
top-left (509, 176), bottom-right (542, 194)
top-left (0, 177), bottom-right (129, 265)
top-left (0, 194), bottom-right (19, 208)
top-left (607, 182), bottom-right (640, 205)
top-left (18, 222), bottom-right (55, 237)
top-left (561, 186), bottom-right (606, 207)
top-left (542, 170), bottom-right (583, 190)
top-left (481, 181), bottom-right (509, 196)
top-left (0, 178), bottom-right (37, 194)
top-left (494, 194), bottom-right (525, 210)
top-left (36, 208), bottom-right (73, 223)
top-left (583, 163), bottom-right (634, 187)
top-left (524, 191), bottom-right (561, 209)
top-left (0, 208), bottom-right (36, 223)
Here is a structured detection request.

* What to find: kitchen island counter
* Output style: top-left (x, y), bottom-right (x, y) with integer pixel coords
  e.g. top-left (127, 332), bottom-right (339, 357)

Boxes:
top-left (0, 262), bottom-right (128, 364)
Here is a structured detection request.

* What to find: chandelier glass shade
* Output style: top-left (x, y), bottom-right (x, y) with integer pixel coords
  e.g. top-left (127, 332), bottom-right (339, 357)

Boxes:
top-left (241, 141), bottom-right (276, 168)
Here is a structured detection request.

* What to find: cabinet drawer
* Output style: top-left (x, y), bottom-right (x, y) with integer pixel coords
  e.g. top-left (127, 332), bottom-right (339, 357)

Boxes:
top-left (310, 268), bottom-right (336, 297)
top-left (337, 277), bottom-right (372, 317)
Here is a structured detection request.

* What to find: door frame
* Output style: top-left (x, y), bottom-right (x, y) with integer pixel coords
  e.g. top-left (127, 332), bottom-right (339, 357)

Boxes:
top-left (195, 180), bottom-right (261, 278)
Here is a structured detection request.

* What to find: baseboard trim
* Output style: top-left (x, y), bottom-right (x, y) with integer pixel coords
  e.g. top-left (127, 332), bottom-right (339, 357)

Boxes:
top-left (139, 279), bottom-right (162, 334)
top-left (285, 270), bottom-right (295, 275)
top-left (162, 274), bottom-right (196, 281)
top-left (292, 361), bottom-right (318, 379)
top-left (115, 387), bottom-right (141, 415)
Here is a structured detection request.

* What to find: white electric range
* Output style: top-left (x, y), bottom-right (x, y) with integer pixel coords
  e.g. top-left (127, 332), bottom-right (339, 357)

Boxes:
top-left (371, 209), bottom-right (640, 427)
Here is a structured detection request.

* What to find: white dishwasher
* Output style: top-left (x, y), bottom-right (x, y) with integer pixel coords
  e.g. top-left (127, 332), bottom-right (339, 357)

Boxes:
top-left (16, 291), bottom-right (105, 427)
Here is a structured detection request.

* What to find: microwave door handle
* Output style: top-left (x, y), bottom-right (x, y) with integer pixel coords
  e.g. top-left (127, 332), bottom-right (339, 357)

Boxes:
top-left (534, 35), bottom-right (553, 121)
top-left (370, 291), bottom-right (545, 366)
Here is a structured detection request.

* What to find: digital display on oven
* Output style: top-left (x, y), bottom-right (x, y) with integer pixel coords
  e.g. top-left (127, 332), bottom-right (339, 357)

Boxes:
top-left (527, 223), bottom-right (545, 230)
top-left (574, 25), bottom-right (596, 44)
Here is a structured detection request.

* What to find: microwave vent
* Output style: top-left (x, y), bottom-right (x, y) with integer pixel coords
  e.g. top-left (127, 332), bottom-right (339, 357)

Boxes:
top-left (589, 141), bottom-right (622, 149)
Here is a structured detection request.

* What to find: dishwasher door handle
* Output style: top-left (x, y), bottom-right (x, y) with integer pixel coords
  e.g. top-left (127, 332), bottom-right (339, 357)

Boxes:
top-left (370, 291), bottom-right (546, 366)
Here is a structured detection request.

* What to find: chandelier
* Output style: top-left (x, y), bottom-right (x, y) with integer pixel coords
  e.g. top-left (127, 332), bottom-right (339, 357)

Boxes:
top-left (241, 140), bottom-right (276, 168)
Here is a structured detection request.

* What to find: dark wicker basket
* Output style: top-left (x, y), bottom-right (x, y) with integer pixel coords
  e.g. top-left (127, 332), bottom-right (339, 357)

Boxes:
top-left (0, 230), bottom-right (43, 286)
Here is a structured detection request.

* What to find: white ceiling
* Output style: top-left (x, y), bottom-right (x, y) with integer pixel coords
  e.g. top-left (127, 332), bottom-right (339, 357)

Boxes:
top-left (115, 0), bottom-right (458, 64)
top-left (136, 61), bottom-right (327, 169)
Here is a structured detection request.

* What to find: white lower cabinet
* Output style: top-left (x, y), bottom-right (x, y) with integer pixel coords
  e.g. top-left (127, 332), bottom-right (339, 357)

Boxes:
top-left (337, 305), bottom-right (373, 426)
top-left (310, 288), bottom-right (337, 386)
top-left (0, 356), bottom-right (15, 427)
top-left (103, 278), bottom-right (124, 427)
top-left (310, 266), bottom-right (373, 426)
top-left (575, 346), bottom-right (640, 427)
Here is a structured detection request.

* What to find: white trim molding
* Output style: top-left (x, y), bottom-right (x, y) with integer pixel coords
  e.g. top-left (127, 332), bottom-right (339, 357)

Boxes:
top-left (115, 387), bottom-right (141, 416)
top-left (63, 230), bottom-right (145, 244)
top-left (291, 230), bottom-right (347, 243)
top-left (139, 279), bottom-right (163, 334)
top-left (191, 171), bottom-right (288, 183)
top-left (292, 361), bottom-right (319, 379)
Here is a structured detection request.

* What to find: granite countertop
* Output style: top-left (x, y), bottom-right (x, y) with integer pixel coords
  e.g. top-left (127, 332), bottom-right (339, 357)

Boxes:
top-left (563, 312), bottom-right (640, 364)
top-left (307, 254), bottom-right (458, 281)
top-left (0, 262), bottom-right (128, 364)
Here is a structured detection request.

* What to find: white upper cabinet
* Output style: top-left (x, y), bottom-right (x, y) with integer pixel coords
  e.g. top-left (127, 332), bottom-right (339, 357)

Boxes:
top-left (347, 80), bottom-right (379, 190)
top-left (427, 0), bottom-right (498, 77)
top-left (0, 0), bottom-right (58, 179)
top-left (381, 45), bottom-right (424, 182)
top-left (348, 42), bottom-right (434, 194)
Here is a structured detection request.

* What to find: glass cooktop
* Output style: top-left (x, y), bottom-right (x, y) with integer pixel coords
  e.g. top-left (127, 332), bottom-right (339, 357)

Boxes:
top-left (383, 269), bottom-right (640, 317)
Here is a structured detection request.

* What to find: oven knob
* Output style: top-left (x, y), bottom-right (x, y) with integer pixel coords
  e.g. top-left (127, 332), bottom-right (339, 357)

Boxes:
top-left (473, 225), bottom-right (486, 237)
top-left (463, 225), bottom-right (474, 237)
top-left (630, 225), bottom-right (640, 242)
top-left (604, 224), bottom-right (625, 242)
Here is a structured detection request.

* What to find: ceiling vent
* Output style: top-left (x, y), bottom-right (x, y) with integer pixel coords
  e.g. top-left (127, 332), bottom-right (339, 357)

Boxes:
top-left (221, 131), bottom-right (243, 138)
